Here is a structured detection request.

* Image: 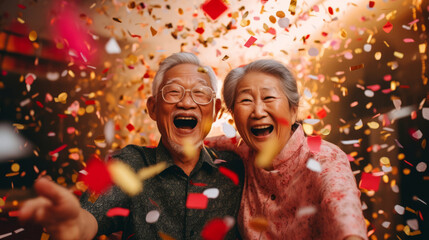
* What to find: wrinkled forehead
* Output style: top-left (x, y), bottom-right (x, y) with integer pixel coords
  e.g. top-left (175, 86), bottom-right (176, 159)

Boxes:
top-left (162, 64), bottom-right (212, 88)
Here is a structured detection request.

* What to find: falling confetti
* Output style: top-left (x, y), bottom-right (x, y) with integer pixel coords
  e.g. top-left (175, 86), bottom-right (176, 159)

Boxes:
top-left (108, 160), bottom-right (143, 196)
top-left (106, 207), bottom-right (130, 217)
top-left (201, 0), bottom-right (228, 20)
top-left (244, 36), bottom-right (257, 48)
top-left (186, 193), bottom-right (208, 209)
top-left (201, 218), bottom-right (229, 240)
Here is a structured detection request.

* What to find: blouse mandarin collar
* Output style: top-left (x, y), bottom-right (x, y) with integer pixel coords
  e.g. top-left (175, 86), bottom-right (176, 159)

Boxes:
top-left (271, 124), bottom-right (306, 170)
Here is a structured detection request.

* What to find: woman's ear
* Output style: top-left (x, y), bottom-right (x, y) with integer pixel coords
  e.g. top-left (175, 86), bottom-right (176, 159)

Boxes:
top-left (146, 96), bottom-right (157, 121)
top-left (291, 106), bottom-right (298, 124)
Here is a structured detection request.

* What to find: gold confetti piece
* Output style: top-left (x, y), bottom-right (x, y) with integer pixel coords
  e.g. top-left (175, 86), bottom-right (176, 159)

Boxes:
top-left (339, 29), bottom-right (347, 39)
top-left (12, 123), bottom-right (25, 130)
top-left (197, 67), bottom-right (207, 73)
top-left (54, 92), bottom-right (68, 103)
top-left (393, 51), bottom-right (404, 59)
top-left (17, 17), bottom-right (25, 24)
top-left (374, 52), bottom-right (382, 60)
top-left (320, 128), bottom-right (330, 135)
top-left (108, 160), bottom-right (143, 196)
top-left (419, 43), bottom-right (427, 53)
top-left (249, 217), bottom-right (269, 232)
top-left (41, 232), bottom-right (50, 240)
top-left (29, 30), bottom-right (37, 42)
top-left (276, 11), bottom-right (285, 18)
top-left (255, 138), bottom-right (281, 169)
top-left (158, 232), bottom-right (175, 240)
top-left (269, 15), bottom-right (276, 24)
top-left (68, 70), bottom-right (75, 78)
top-left (222, 55), bottom-right (229, 61)
top-left (137, 162), bottom-right (168, 180)
top-left (367, 121), bottom-right (379, 129)
top-left (288, 0), bottom-right (297, 15)
top-left (150, 26), bottom-right (157, 36)
top-left (183, 138), bottom-right (197, 159)
top-left (349, 64), bottom-right (364, 71)
top-left (11, 163), bottom-right (20, 172)
top-left (240, 19), bottom-right (250, 27)
top-left (178, 8), bottom-right (183, 15)
top-left (380, 157), bottom-right (390, 165)
top-left (302, 123), bottom-right (313, 135)
top-left (86, 105), bottom-right (95, 114)
top-left (384, 41), bottom-right (390, 47)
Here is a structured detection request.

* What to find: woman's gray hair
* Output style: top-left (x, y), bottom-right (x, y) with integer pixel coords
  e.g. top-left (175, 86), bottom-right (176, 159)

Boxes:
top-left (151, 52), bottom-right (218, 95)
top-left (222, 59), bottom-right (300, 111)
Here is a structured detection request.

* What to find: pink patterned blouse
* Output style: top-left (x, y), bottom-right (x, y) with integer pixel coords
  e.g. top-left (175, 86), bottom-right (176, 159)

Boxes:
top-left (206, 125), bottom-right (367, 240)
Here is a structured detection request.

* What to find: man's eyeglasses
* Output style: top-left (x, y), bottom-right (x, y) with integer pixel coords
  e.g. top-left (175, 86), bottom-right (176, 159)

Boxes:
top-left (160, 84), bottom-right (215, 105)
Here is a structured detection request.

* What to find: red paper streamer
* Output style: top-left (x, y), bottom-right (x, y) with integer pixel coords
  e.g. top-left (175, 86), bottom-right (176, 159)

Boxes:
top-left (219, 166), bottom-right (239, 185)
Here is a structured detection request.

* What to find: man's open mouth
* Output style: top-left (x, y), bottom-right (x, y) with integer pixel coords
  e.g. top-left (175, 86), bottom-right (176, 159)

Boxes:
top-left (251, 125), bottom-right (273, 136)
top-left (174, 116), bottom-right (198, 130)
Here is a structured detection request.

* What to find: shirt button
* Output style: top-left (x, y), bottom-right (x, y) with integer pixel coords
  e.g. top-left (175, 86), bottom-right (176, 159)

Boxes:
top-left (271, 194), bottom-right (276, 200)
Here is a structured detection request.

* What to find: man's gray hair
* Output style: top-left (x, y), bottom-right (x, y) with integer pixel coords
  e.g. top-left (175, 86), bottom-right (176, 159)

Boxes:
top-left (222, 59), bottom-right (300, 111)
top-left (151, 52), bottom-right (218, 95)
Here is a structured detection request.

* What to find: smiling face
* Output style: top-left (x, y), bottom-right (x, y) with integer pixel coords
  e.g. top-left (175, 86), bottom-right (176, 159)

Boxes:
top-left (147, 63), bottom-right (220, 157)
top-left (232, 71), bottom-right (297, 153)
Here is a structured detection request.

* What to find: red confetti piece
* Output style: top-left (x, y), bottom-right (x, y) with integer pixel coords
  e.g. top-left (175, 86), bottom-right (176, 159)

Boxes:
top-left (190, 180), bottom-right (208, 187)
top-left (36, 101), bottom-right (44, 108)
top-left (367, 84), bottom-right (380, 91)
top-left (137, 84), bottom-right (145, 91)
top-left (126, 123), bottom-right (135, 132)
top-left (58, 113), bottom-right (68, 119)
top-left (316, 109), bottom-right (327, 119)
top-left (244, 36), bottom-right (257, 48)
top-left (106, 207), bottom-right (130, 217)
top-left (328, 7), bottom-right (334, 15)
top-left (85, 100), bottom-right (96, 105)
top-left (25, 74), bottom-right (35, 85)
top-left (79, 155), bottom-right (113, 194)
top-left (102, 68), bottom-right (109, 74)
top-left (307, 136), bottom-right (322, 152)
top-left (17, 4), bottom-right (27, 9)
top-left (383, 74), bottom-right (392, 81)
top-left (201, 218), bottom-right (228, 240)
top-left (267, 28), bottom-right (276, 35)
top-left (277, 117), bottom-right (289, 126)
top-left (49, 144), bottom-right (67, 155)
top-left (382, 21), bottom-right (393, 33)
top-left (369, 1), bottom-right (375, 8)
top-left (359, 172), bottom-right (381, 191)
top-left (218, 166), bottom-right (239, 185)
top-left (195, 27), bottom-right (205, 34)
top-left (9, 211), bottom-right (20, 217)
top-left (403, 38), bottom-right (414, 43)
top-left (349, 64), bottom-right (365, 71)
top-left (201, 0), bottom-right (228, 20)
top-left (321, 32), bottom-right (328, 37)
top-left (186, 193), bottom-right (208, 209)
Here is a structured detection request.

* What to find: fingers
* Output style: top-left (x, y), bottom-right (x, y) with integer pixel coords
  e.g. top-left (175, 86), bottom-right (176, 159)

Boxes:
top-left (33, 178), bottom-right (69, 205)
top-left (18, 196), bottom-right (50, 223)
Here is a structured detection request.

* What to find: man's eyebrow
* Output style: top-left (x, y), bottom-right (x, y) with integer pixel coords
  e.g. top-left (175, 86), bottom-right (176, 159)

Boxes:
top-left (165, 78), bottom-right (209, 86)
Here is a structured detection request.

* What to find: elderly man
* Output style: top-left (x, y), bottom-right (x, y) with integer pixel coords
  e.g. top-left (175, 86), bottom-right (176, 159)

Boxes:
top-left (19, 52), bottom-right (244, 240)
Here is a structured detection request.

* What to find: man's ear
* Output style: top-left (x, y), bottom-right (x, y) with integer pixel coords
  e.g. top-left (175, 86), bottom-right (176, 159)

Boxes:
top-left (214, 98), bottom-right (222, 119)
top-left (147, 96), bottom-right (157, 121)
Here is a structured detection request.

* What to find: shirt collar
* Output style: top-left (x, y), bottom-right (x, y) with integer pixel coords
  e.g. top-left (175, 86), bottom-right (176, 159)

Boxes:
top-left (272, 124), bottom-right (306, 169)
top-left (155, 139), bottom-right (218, 170)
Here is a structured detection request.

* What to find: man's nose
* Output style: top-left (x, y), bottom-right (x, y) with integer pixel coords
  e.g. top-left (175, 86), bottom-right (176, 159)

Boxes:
top-left (177, 90), bottom-right (197, 108)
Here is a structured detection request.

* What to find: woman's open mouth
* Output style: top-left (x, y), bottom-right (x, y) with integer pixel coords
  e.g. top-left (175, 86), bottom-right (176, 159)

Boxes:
top-left (174, 116), bottom-right (197, 130)
top-left (250, 125), bottom-right (273, 136)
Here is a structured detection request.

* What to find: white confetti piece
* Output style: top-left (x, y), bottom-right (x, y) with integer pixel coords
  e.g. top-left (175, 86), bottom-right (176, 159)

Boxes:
top-left (46, 72), bottom-right (60, 81)
top-left (361, 201), bottom-right (368, 210)
top-left (105, 38), bottom-right (121, 54)
top-left (306, 158), bottom-right (321, 172)
top-left (223, 216), bottom-right (235, 229)
top-left (394, 205), bottom-right (405, 215)
top-left (222, 123), bottom-right (236, 138)
top-left (412, 130), bottom-right (423, 139)
top-left (406, 219), bottom-right (419, 230)
top-left (14, 228), bottom-right (24, 234)
top-left (303, 119), bottom-right (320, 125)
top-left (341, 139), bottom-right (360, 145)
top-left (381, 221), bottom-right (391, 228)
top-left (416, 162), bottom-right (427, 172)
top-left (308, 47), bottom-right (319, 57)
top-left (203, 188), bottom-right (219, 199)
top-left (391, 184), bottom-right (399, 193)
top-left (104, 120), bottom-right (115, 144)
top-left (145, 210), bottom-right (160, 223)
top-left (20, 98), bottom-right (31, 107)
top-left (392, 99), bottom-right (402, 110)
top-left (0, 124), bottom-right (32, 162)
top-left (422, 108), bottom-right (429, 120)
top-left (278, 17), bottom-right (289, 28)
top-left (0, 233), bottom-right (12, 239)
top-left (364, 90), bottom-right (374, 97)
top-left (382, 166), bottom-right (392, 173)
top-left (303, 88), bottom-right (312, 98)
top-left (363, 43), bottom-right (372, 52)
top-left (296, 205), bottom-right (317, 218)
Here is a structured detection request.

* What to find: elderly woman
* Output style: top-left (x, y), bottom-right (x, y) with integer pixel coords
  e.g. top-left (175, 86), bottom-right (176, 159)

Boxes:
top-left (206, 59), bottom-right (367, 240)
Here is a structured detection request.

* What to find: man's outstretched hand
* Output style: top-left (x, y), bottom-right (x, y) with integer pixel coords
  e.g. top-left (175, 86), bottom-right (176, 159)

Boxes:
top-left (19, 178), bottom-right (97, 240)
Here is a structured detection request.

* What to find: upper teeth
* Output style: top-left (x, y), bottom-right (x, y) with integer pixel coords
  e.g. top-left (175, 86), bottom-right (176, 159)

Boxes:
top-left (176, 117), bottom-right (195, 120)
top-left (253, 125), bottom-right (271, 129)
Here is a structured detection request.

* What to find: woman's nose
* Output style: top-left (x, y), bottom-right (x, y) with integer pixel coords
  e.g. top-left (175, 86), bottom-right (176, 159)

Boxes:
top-left (251, 101), bottom-right (267, 119)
